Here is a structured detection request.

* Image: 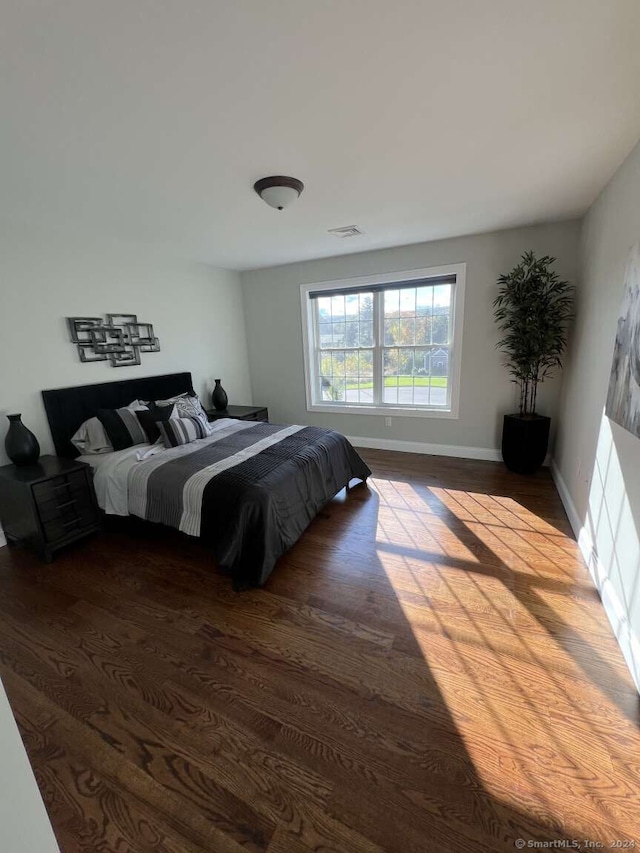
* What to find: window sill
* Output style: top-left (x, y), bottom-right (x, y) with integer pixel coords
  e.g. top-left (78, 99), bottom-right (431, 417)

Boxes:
top-left (306, 403), bottom-right (459, 419)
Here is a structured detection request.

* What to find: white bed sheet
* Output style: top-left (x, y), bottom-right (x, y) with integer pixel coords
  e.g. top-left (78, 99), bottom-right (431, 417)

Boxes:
top-left (78, 445), bottom-right (160, 515)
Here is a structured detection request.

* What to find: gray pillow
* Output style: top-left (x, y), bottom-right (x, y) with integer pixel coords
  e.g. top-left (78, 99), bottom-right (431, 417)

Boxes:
top-left (157, 413), bottom-right (211, 448)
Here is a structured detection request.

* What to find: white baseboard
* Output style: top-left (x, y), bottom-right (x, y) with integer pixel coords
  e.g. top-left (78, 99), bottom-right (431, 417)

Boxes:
top-left (549, 459), bottom-right (582, 535)
top-left (550, 459), bottom-right (640, 695)
top-left (345, 435), bottom-right (502, 462)
top-left (0, 526), bottom-right (5, 548)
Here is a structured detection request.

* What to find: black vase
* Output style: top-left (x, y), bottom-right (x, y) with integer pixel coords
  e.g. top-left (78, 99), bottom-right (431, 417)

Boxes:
top-left (211, 379), bottom-right (228, 412)
top-left (5, 414), bottom-right (40, 466)
top-left (501, 413), bottom-right (550, 475)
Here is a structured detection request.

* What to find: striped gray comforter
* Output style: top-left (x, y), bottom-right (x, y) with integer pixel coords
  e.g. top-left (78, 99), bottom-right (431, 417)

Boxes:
top-left (128, 420), bottom-right (371, 587)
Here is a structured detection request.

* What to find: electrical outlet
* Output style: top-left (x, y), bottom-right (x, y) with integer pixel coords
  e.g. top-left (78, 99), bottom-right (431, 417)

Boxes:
top-left (385, 417), bottom-right (392, 427)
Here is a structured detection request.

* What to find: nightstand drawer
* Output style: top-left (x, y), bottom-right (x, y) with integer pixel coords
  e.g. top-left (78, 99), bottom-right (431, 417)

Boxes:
top-left (244, 409), bottom-right (268, 422)
top-left (33, 470), bottom-right (94, 544)
top-left (40, 501), bottom-right (96, 544)
top-left (37, 494), bottom-right (80, 523)
top-left (33, 470), bottom-right (87, 504)
top-left (42, 514), bottom-right (81, 544)
top-left (205, 405), bottom-right (268, 423)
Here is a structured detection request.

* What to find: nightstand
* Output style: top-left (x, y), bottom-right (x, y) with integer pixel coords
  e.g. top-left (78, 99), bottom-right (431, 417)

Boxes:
top-left (205, 405), bottom-right (269, 423)
top-left (0, 456), bottom-right (100, 562)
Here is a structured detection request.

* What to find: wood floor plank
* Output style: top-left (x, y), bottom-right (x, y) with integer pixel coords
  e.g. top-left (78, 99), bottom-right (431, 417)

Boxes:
top-left (16, 705), bottom-right (205, 853)
top-left (0, 448), bottom-right (638, 852)
top-left (1, 667), bottom-right (249, 853)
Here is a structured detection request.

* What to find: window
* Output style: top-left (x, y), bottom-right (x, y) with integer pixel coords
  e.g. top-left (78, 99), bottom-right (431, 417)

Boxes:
top-left (300, 264), bottom-right (465, 418)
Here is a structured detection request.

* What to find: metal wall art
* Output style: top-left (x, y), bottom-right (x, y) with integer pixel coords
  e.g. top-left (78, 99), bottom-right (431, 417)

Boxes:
top-left (67, 314), bottom-right (161, 367)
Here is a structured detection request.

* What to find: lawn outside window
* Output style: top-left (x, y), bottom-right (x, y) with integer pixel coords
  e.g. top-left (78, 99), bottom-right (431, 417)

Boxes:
top-left (300, 264), bottom-right (466, 418)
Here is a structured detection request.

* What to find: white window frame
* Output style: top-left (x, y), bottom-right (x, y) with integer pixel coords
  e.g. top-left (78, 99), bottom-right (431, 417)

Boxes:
top-left (300, 263), bottom-right (466, 419)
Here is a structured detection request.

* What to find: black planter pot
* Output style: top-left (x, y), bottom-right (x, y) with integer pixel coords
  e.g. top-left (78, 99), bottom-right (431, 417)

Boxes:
top-left (501, 413), bottom-right (550, 475)
top-left (5, 414), bottom-right (40, 466)
top-left (211, 379), bottom-right (228, 412)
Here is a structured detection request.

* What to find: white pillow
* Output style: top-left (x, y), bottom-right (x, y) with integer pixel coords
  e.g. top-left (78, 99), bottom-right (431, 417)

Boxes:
top-left (153, 392), bottom-right (207, 420)
top-left (126, 399), bottom-right (149, 411)
top-left (71, 417), bottom-right (113, 454)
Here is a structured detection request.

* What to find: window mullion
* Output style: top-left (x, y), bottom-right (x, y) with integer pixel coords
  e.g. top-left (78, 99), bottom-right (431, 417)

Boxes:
top-left (446, 282), bottom-right (455, 409)
top-left (312, 298), bottom-right (321, 403)
top-left (373, 292), bottom-right (383, 406)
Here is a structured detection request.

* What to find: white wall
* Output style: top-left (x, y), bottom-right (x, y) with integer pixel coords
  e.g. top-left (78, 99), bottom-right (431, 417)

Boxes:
top-left (553, 141), bottom-right (640, 692)
top-left (0, 220), bottom-right (252, 467)
top-left (241, 221), bottom-right (580, 457)
top-left (0, 679), bottom-right (60, 851)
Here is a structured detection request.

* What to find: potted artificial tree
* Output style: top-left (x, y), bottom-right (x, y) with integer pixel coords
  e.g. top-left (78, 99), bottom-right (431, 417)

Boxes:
top-left (494, 251), bottom-right (573, 475)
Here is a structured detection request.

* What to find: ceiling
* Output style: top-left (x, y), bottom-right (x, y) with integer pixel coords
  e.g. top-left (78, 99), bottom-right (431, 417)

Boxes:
top-left (2, 0), bottom-right (640, 271)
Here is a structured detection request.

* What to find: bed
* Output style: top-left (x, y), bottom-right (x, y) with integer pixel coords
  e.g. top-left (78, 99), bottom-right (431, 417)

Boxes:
top-left (42, 372), bottom-right (370, 587)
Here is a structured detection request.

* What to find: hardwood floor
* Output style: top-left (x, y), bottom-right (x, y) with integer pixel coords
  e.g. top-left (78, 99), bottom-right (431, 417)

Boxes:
top-left (0, 449), bottom-right (638, 852)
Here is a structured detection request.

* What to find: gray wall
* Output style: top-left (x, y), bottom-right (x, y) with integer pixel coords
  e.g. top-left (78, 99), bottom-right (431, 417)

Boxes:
top-left (554, 140), bottom-right (640, 690)
top-left (241, 221), bottom-right (581, 455)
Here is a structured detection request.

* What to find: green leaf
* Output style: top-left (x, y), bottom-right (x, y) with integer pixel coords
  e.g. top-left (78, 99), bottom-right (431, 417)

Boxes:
top-left (493, 251), bottom-right (573, 415)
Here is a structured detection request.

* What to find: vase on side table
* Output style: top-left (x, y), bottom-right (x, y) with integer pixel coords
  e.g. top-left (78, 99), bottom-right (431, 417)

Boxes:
top-left (211, 379), bottom-right (229, 412)
top-left (5, 414), bottom-right (40, 466)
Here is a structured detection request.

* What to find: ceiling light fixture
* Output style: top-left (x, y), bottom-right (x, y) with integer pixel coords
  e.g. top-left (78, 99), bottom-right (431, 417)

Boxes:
top-left (253, 175), bottom-right (304, 211)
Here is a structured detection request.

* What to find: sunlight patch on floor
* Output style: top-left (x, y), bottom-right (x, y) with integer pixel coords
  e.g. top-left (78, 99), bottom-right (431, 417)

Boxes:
top-left (370, 474), bottom-right (631, 832)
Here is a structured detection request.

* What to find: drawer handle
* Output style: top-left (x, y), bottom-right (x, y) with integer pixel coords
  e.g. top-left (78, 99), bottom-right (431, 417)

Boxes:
top-left (53, 481), bottom-right (70, 490)
top-left (57, 499), bottom-right (77, 510)
top-left (62, 518), bottom-right (80, 528)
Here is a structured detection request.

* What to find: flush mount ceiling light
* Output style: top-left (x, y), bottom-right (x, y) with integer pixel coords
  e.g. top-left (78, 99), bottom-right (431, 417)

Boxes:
top-left (253, 175), bottom-right (304, 211)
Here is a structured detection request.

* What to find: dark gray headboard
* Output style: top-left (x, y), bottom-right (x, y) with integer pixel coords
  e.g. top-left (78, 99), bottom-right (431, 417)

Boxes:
top-left (42, 371), bottom-right (194, 457)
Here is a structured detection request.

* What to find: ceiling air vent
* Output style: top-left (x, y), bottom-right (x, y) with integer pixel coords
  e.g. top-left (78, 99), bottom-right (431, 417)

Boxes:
top-left (328, 225), bottom-right (363, 238)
